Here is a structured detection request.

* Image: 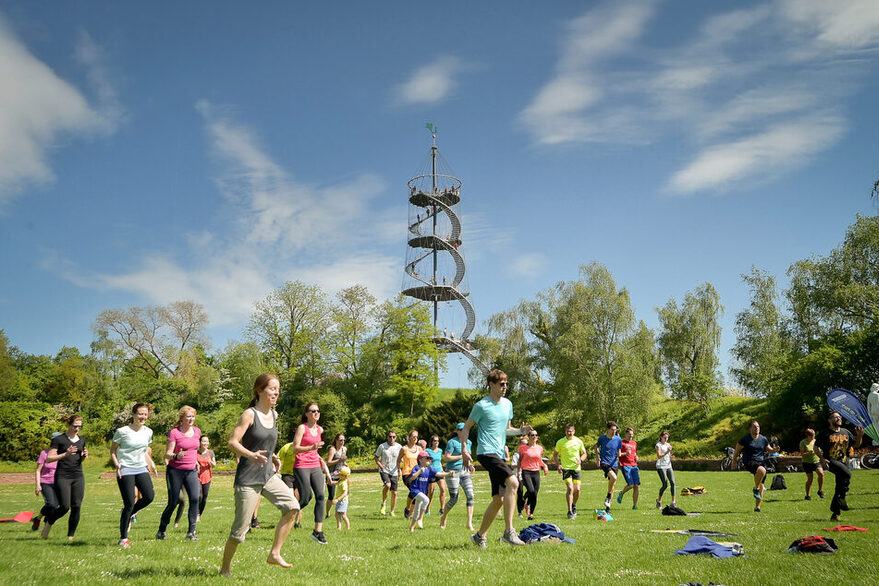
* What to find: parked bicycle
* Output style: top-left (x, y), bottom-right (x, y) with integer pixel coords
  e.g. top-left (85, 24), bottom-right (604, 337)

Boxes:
top-left (719, 447), bottom-right (745, 471)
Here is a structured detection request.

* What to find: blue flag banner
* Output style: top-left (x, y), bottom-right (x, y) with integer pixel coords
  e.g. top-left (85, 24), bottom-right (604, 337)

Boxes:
top-left (827, 388), bottom-right (879, 445)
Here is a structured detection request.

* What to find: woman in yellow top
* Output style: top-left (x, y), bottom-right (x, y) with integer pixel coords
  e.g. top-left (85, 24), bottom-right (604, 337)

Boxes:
top-left (397, 430), bottom-right (420, 518)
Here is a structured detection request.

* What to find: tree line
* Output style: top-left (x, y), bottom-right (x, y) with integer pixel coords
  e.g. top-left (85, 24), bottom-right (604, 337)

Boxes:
top-left (1, 215), bottom-right (876, 461)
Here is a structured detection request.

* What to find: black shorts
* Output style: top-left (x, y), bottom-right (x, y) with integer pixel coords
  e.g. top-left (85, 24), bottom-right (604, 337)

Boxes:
top-left (281, 473), bottom-right (298, 491)
top-left (477, 454), bottom-right (515, 496)
top-left (379, 470), bottom-right (399, 491)
top-left (562, 469), bottom-right (581, 482)
top-left (600, 464), bottom-right (618, 478)
top-left (803, 462), bottom-right (822, 473)
top-left (745, 461), bottom-right (765, 475)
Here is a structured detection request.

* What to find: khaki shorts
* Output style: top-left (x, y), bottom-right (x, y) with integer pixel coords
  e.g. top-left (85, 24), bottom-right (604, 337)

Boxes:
top-left (229, 474), bottom-right (299, 542)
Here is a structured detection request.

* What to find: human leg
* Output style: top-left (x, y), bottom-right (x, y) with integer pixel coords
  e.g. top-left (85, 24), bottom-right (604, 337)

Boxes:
top-left (67, 474), bottom-right (85, 538)
top-left (656, 468), bottom-right (668, 506)
top-left (159, 467), bottom-right (186, 533)
top-left (181, 468), bottom-right (200, 534)
top-left (199, 481), bottom-right (210, 516)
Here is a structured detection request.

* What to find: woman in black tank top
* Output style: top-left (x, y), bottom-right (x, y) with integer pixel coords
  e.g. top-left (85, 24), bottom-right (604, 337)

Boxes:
top-left (221, 374), bottom-right (299, 578)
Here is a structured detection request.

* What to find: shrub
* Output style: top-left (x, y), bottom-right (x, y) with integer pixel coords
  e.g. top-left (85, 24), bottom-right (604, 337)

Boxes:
top-left (0, 401), bottom-right (60, 460)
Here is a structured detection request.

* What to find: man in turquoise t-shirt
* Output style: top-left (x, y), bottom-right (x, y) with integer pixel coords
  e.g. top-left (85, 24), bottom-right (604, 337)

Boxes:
top-left (459, 369), bottom-right (532, 548)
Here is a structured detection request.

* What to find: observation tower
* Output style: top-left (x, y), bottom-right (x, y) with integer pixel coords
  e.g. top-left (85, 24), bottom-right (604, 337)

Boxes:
top-left (402, 125), bottom-right (488, 375)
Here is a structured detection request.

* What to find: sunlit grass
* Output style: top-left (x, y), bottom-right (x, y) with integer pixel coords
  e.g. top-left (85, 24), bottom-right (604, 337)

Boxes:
top-left (1, 468), bottom-right (877, 584)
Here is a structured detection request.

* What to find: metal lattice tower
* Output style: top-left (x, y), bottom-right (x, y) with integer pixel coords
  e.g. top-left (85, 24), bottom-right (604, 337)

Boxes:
top-left (402, 126), bottom-right (488, 375)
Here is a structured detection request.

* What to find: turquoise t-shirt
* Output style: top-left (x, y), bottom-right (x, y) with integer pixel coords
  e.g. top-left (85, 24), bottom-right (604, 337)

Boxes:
top-left (426, 447), bottom-right (443, 472)
top-left (444, 437), bottom-right (471, 471)
top-left (469, 396), bottom-right (513, 458)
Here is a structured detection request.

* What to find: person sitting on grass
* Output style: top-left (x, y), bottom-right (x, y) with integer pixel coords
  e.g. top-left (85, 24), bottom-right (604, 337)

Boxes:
top-left (616, 427), bottom-right (640, 509)
top-left (731, 420), bottom-right (769, 513)
top-left (331, 466), bottom-right (351, 530)
top-left (407, 452), bottom-right (454, 532)
top-left (595, 421), bottom-right (623, 513)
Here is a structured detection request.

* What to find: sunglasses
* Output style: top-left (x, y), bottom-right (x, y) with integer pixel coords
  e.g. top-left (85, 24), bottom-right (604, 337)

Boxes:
top-left (71, 424), bottom-right (83, 428)
top-left (528, 433), bottom-right (538, 437)
top-left (308, 409), bottom-right (320, 413)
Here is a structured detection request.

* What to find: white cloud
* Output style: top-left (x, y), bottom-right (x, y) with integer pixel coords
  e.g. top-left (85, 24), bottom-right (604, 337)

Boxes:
top-left (510, 253), bottom-right (547, 278)
top-left (74, 30), bottom-right (123, 133)
top-left (395, 55), bottom-right (463, 106)
top-left (55, 102), bottom-right (404, 326)
top-left (779, 0), bottom-right (879, 50)
top-left (519, 0), bottom-right (878, 195)
top-left (518, 2), bottom-right (655, 145)
top-left (0, 16), bottom-right (115, 207)
top-left (667, 113), bottom-right (846, 194)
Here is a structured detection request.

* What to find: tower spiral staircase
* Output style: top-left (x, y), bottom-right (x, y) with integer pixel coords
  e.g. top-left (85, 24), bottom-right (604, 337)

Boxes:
top-left (402, 127), bottom-right (488, 375)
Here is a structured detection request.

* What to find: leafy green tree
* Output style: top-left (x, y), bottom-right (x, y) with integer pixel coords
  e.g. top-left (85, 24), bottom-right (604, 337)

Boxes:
top-left (657, 283), bottom-right (724, 409)
top-left (541, 263), bottom-right (660, 430)
top-left (330, 285), bottom-right (376, 378)
top-left (731, 268), bottom-right (797, 397)
top-left (247, 281), bottom-right (331, 384)
top-left (218, 341), bottom-right (267, 404)
top-left (0, 330), bottom-right (19, 401)
top-left (786, 214), bottom-right (879, 347)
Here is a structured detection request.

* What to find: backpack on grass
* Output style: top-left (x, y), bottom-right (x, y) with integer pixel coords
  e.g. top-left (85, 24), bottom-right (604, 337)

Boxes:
top-left (662, 504), bottom-right (686, 516)
top-left (787, 535), bottom-right (838, 554)
top-left (770, 474), bottom-right (787, 490)
top-left (681, 486), bottom-right (707, 495)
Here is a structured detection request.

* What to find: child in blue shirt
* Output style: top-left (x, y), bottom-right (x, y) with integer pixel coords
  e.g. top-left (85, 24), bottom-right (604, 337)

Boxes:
top-left (408, 452), bottom-right (454, 531)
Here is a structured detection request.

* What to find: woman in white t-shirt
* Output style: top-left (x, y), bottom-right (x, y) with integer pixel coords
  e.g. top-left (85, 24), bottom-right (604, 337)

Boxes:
top-left (110, 403), bottom-right (159, 548)
top-left (655, 430), bottom-right (676, 509)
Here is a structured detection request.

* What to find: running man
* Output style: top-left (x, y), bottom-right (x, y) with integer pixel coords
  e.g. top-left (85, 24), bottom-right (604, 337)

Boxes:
top-left (616, 427), bottom-right (640, 509)
top-left (595, 421), bottom-right (623, 512)
top-left (459, 369), bottom-right (532, 548)
top-left (731, 420), bottom-right (769, 513)
top-left (374, 431), bottom-right (402, 516)
top-left (552, 424), bottom-right (587, 519)
top-left (814, 411), bottom-right (864, 521)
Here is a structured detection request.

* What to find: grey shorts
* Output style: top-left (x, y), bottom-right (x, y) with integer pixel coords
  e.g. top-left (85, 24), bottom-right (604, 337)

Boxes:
top-left (229, 474), bottom-right (299, 542)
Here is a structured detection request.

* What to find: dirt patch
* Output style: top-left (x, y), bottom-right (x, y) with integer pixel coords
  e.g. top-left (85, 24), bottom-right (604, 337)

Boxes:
top-left (0, 473), bottom-right (33, 485)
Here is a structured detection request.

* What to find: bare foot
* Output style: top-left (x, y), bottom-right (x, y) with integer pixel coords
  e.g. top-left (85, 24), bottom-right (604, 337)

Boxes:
top-left (219, 569), bottom-right (232, 578)
top-left (467, 525), bottom-right (475, 532)
top-left (440, 522), bottom-right (446, 530)
top-left (409, 526), bottom-right (415, 532)
top-left (266, 554), bottom-right (292, 568)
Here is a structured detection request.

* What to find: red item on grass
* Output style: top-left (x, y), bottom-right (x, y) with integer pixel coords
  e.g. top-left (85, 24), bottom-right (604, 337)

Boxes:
top-left (0, 511), bottom-right (34, 523)
top-left (823, 525), bottom-right (868, 532)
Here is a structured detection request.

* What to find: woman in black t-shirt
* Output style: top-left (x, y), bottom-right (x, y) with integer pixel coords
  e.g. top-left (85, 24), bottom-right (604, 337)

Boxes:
top-left (42, 414), bottom-right (88, 540)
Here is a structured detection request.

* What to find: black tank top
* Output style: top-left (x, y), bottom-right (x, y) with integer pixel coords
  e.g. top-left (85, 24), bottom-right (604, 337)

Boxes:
top-left (234, 408), bottom-right (278, 487)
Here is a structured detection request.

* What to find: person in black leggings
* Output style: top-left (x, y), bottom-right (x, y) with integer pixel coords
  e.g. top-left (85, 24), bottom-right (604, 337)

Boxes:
top-left (292, 402), bottom-right (332, 545)
top-left (111, 403), bottom-right (159, 547)
top-left (42, 415), bottom-right (88, 541)
top-left (157, 406), bottom-right (201, 541)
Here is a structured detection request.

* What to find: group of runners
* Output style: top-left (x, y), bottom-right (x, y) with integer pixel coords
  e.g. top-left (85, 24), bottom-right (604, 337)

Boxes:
top-left (29, 368), bottom-right (870, 575)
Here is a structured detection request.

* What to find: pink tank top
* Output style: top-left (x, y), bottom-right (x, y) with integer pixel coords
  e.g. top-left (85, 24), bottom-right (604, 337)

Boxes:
top-left (294, 424), bottom-right (323, 469)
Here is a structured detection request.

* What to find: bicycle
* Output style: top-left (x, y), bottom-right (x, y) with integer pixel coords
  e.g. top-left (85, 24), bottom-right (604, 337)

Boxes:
top-left (860, 452), bottom-right (879, 469)
top-left (719, 447), bottom-right (745, 471)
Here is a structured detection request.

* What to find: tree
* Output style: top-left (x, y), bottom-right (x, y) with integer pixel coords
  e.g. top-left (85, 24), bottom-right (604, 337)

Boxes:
top-left (329, 285), bottom-right (376, 377)
top-left (247, 281), bottom-right (331, 384)
top-left (786, 214), bottom-right (879, 348)
top-left (657, 283), bottom-right (724, 409)
top-left (540, 263), bottom-right (659, 430)
top-left (375, 297), bottom-right (442, 417)
top-left (731, 268), bottom-right (797, 397)
top-left (473, 263), bottom-right (660, 431)
top-left (0, 331), bottom-right (19, 401)
top-left (94, 301), bottom-right (210, 379)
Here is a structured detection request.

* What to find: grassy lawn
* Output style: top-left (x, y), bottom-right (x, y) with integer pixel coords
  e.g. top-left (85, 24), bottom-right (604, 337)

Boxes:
top-left (1, 467), bottom-right (877, 584)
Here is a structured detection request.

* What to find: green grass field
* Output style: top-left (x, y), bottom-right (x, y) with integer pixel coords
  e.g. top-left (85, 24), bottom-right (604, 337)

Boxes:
top-left (1, 468), bottom-right (878, 585)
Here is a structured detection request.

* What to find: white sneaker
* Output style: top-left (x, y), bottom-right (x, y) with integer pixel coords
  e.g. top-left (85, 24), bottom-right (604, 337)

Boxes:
top-left (501, 529), bottom-right (526, 546)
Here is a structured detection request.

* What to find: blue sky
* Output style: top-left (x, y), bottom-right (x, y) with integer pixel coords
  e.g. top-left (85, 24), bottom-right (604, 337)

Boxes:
top-left (1, 1), bottom-right (877, 388)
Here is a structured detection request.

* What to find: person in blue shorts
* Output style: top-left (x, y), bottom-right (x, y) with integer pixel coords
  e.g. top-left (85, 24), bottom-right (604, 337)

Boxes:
top-left (616, 427), bottom-right (640, 509)
top-left (459, 369), bottom-right (532, 548)
top-left (594, 421), bottom-right (622, 512)
top-left (441, 423), bottom-right (475, 531)
top-left (731, 420), bottom-right (769, 513)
